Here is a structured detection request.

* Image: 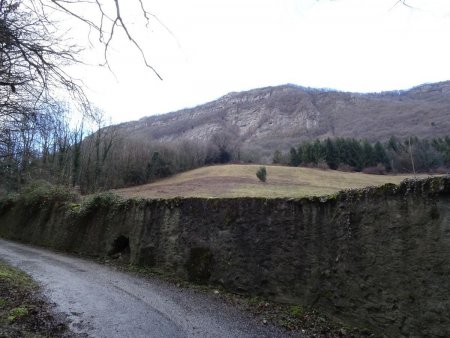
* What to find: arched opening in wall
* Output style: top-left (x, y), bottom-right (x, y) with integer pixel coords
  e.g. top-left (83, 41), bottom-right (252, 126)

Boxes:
top-left (186, 247), bottom-right (214, 284)
top-left (108, 235), bottom-right (130, 261)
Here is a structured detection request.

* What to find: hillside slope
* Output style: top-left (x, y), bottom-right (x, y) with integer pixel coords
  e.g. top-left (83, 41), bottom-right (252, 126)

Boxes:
top-left (118, 81), bottom-right (450, 158)
top-left (114, 164), bottom-right (430, 198)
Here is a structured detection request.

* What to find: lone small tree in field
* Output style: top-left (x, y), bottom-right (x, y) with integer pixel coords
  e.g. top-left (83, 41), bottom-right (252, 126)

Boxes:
top-left (256, 166), bottom-right (267, 182)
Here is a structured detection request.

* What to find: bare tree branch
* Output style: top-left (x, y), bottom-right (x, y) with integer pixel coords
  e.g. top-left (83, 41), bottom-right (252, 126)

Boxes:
top-left (1, 0), bottom-right (163, 137)
top-left (42, 0), bottom-right (163, 78)
top-left (1, 0), bottom-right (164, 189)
top-left (391, 0), bottom-right (415, 11)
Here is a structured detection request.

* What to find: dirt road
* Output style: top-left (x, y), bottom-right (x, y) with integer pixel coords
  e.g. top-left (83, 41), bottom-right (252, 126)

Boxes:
top-left (0, 238), bottom-right (293, 338)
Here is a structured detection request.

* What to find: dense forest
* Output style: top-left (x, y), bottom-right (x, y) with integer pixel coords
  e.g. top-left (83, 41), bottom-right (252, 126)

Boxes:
top-left (278, 137), bottom-right (450, 174)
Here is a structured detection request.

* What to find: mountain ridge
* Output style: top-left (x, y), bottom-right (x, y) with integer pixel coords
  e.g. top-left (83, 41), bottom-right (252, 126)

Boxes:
top-left (117, 81), bottom-right (450, 159)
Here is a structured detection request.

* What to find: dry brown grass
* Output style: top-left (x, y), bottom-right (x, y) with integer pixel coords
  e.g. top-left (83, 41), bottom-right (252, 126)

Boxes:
top-left (114, 164), bottom-right (432, 199)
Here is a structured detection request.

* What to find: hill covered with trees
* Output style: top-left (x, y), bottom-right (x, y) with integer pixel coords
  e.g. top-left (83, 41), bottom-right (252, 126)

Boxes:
top-left (2, 82), bottom-right (450, 194)
top-left (118, 81), bottom-right (450, 161)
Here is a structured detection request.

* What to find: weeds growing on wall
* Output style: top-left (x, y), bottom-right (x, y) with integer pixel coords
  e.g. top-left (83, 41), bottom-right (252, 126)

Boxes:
top-left (0, 194), bottom-right (17, 216)
top-left (15, 180), bottom-right (78, 209)
top-left (70, 192), bottom-right (132, 219)
top-left (1, 179), bottom-right (134, 220)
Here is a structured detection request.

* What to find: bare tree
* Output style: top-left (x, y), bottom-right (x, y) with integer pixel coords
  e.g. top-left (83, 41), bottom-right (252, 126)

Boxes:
top-left (78, 110), bottom-right (120, 192)
top-left (1, 0), bottom-right (161, 119)
top-left (1, 0), bottom-right (162, 192)
top-left (1, 1), bottom-right (85, 117)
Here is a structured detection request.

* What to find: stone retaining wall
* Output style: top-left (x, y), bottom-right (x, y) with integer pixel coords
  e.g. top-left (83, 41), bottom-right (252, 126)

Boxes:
top-left (1, 177), bottom-right (449, 337)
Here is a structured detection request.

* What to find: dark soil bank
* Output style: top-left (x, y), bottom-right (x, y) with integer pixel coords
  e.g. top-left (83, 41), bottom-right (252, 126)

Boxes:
top-left (1, 176), bottom-right (449, 337)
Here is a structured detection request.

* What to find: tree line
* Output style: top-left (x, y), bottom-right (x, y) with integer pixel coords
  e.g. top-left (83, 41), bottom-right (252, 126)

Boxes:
top-left (0, 105), bottom-right (244, 195)
top-left (276, 137), bottom-right (450, 174)
top-left (4, 115), bottom-right (450, 197)
top-left (0, 0), bottom-right (166, 196)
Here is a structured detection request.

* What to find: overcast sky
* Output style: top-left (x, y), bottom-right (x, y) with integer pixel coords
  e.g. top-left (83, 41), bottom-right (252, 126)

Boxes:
top-left (68, 0), bottom-right (450, 123)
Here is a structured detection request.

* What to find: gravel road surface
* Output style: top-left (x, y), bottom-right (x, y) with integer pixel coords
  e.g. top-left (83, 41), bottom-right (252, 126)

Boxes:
top-left (0, 238), bottom-right (294, 338)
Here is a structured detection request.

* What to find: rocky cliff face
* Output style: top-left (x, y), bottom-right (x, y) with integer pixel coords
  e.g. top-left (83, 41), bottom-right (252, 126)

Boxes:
top-left (118, 82), bottom-right (450, 157)
top-left (1, 177), bottom-right (450, 337)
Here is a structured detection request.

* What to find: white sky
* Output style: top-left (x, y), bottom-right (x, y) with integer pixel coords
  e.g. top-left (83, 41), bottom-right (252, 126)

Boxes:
top-left (67, 0), bottom-right (450, 123)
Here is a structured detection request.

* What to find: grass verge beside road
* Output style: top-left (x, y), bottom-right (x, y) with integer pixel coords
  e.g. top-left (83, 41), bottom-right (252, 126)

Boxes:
top-left (0, 259), bottom-right (72, 337)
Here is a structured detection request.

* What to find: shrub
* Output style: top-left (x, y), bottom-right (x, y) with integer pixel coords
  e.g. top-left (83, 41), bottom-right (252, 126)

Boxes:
top-left (74, 192), bottom-right (125, 218)
top-left (18, 180), bottom-right (78, 208)
top-left (256, 166), bottom-right (267, 182)
top-left (434, 166), bottom-right (449, 174)
top-left (0, 194), bottom-right (17, 216)
top-left (362, 163), bottom-right (387, 175)
top-left (317, 160), bottom-right (330, 170)
top-left (8, 306), bottom-right (29, 322)
top-left (337, 163), bottom-right (355, 172)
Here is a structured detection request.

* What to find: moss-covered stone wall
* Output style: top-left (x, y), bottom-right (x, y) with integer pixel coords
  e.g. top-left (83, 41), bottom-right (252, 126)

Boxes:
top-left (1, 177), bottom-right (449, 337)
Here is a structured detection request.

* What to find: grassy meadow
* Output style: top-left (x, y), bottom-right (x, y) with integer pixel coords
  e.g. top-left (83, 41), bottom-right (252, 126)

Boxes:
top-left (114, 164), bottom-right (432, 199)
